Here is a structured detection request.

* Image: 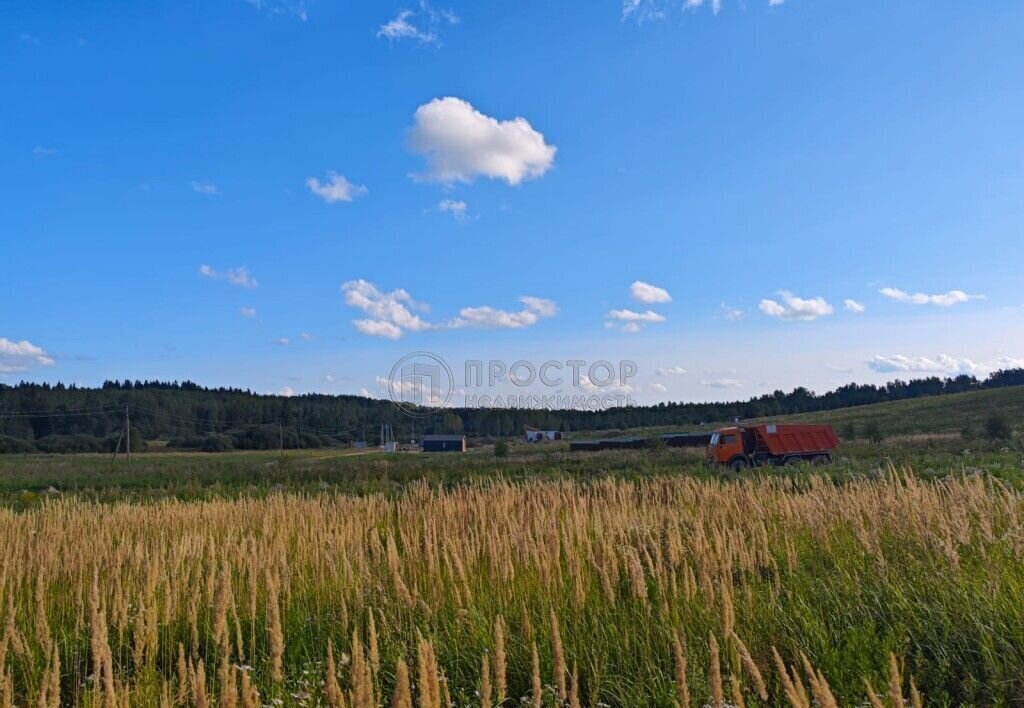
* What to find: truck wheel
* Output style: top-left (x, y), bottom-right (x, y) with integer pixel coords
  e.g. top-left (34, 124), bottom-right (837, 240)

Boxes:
top-left (729, 457), bottom-right (749, 472)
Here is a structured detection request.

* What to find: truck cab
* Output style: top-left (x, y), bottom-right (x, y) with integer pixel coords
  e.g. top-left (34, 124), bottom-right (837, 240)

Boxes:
top-left (707, 426), bottom-right (747, 467)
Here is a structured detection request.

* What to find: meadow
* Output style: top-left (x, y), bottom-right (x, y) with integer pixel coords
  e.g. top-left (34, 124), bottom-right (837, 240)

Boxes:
top-left (1, 389), bottom-right (1023, 707)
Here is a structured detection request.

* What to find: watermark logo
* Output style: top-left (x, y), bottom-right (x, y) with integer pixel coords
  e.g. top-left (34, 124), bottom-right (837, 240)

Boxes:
top-left (386, 351), bottom-right (638, 413)
top-left (386, 351), bottom-right (455, 416)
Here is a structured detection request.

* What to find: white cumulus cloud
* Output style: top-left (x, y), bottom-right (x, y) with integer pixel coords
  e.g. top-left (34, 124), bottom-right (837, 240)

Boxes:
top-left (343, 280), bottom-right (431, 339)
top-left (759, 291), bottom-right (834, 321)
top-left (0, 338), bottom-right (55, 373)
top-left (450, 296), bottom-right (558, 330)
top-left (353, 320), bottom-right (404, 340)
top-left (867, 354), bottom-right (979, 374)
top-left (342, 280), bottom-right (555, 338)
top-left (608, 309), bottom-right (666, 323)
top-left (843, 299), bottom-right (866, 314)
top-left (868, 354), bottom-right (1024, 375)
top-left (606, 308), bottom-right (665, 333)
top-left (306, 172), bottom-right (367, 203)
top-left (879, 287), bottom-right (983, 307)
top-left (408, 97), bottom-right (556, 185)
top-left (631, 280), bottom-right (672, 304)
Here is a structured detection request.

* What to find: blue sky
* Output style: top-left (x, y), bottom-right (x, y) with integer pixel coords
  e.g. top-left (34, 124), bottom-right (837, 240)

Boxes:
top-left (2, 0), bottom-right (1023, 403)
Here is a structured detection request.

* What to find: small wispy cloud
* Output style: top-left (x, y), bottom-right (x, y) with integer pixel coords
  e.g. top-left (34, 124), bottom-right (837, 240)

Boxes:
top-left (378, 1), bottom-right (459, 45)
top-left (242, 0), bottom-right (309, 21)
top-left (306, 172), bottom-right (367, 203)
top-left (656, 366), bottom-right (687, 377)
top-left (32, 145), bottom-right (58, 157)
top-left (199, 264), bottom-right (258, 289)
top-left (701, 377), bottom-right (742, 389)
top-left (449, 297), bottom-right (558, 330)
top-left (843, 299), bottom-right (866, 314)
top-left (879, 287), bottom-right (983, 307)
top-left (273, 337), bottom-right (291, 346)
top-left (605, 309), bottom-right (666, 334)
top-left (239, 307), bottom-right (257, 319)
top-left (624, 0), bottom-right (778, 21)
top-left (719, 303), bottom-right (744, 321)
top-left (439, 199), bottom-right (468, 220)
top-left (191, 181), bottom-right (219, 195)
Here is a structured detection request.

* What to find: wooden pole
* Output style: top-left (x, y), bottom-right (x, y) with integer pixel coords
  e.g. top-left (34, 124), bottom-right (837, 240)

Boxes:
top-left (125, 406), bottom-right (131, 469)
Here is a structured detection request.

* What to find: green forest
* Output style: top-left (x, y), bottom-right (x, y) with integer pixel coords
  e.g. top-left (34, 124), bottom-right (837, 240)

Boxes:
top-left (1, 368), bottom-right (1022, 452)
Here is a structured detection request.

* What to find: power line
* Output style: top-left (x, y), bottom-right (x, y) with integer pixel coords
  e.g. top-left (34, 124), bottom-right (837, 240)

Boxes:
top-left (0, 408), bottom-right (121, 419)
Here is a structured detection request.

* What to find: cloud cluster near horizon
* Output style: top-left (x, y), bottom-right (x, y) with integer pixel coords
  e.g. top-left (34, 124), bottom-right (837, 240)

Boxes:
top-left (0, 338), bottom-right (55, 374)
top-left (341, 279), bottom-right (557, 339)
top-left (606, 281), bottom-right (672, 332)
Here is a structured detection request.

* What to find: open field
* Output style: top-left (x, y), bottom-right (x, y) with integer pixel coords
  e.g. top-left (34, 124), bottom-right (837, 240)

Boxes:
top-left (1, 388), bottom-right (1023, 706)
top-left (2, 467), bottom-right (1024, 706)
top-left (1, 432), bottom-right (1023, 508)
top-left (775, 385), bottom-right (1024, 438)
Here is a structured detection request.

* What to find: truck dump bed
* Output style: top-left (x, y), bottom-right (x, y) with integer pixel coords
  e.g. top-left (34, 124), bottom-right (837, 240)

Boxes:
top-left (750, 424), bottom-right (839, 455)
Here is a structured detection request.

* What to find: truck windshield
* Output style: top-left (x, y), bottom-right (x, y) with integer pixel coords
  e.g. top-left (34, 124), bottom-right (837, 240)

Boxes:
top-left (709, 432), bottom-right (719, 446)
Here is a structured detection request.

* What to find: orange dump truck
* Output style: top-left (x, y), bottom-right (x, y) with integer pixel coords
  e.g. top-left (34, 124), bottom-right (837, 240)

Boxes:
top-left (707, 423), bottom-right (839, 471)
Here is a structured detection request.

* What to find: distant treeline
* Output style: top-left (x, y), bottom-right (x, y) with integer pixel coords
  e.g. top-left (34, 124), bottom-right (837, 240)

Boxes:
top-left (1, 368), bottom-right (1022, 452)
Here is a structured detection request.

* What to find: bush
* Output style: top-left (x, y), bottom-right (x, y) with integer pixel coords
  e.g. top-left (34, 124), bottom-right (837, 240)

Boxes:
top-left (167, 436), bottom-right (205, 450)
top-left (35, 434), bottom-right (103, 454)
top-left (985, 413), bottom-right (1011, 440)
top-left (494, 441), bottom-right (509, 458)
top-left (200, 434), bottom-right (234, 453)
top-left (0, 435), bottom-right (37, 454)
top-left (646, 436), bottom-right (668, 451)
top-left (863, 420), bottom-right (883, 443)
top-left (960, 421), bottom-right (976, 441)
top-left (840, 422), bottom-right (856, 441)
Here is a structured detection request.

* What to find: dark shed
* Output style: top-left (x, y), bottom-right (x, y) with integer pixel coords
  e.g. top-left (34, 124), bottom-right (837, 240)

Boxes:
top-left (421, 434), bottom-right (467, 452)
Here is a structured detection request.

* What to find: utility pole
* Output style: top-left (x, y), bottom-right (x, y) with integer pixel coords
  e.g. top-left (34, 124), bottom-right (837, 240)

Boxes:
top-left (125, 406), bottom-right (131, 469)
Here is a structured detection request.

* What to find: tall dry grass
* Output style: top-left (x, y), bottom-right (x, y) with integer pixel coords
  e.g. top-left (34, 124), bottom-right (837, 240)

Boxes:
top-left (0, 467), bottom-right (1022, 705)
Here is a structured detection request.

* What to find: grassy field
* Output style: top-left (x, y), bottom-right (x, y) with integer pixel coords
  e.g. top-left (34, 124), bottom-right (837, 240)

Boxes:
top-left (0, 388), bottom-right (1023, 706)
top-left (776, 385), bottom-right (1024, 437)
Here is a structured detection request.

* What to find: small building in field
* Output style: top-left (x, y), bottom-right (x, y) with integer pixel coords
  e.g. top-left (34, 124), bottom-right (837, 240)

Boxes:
top-left (421, 434), bottom-right (467, 452)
